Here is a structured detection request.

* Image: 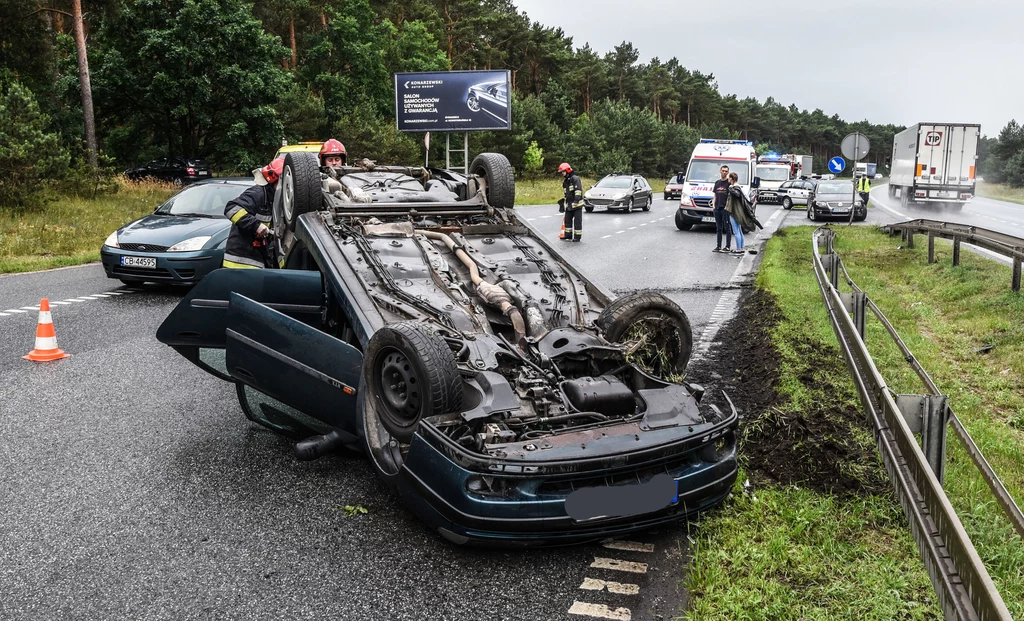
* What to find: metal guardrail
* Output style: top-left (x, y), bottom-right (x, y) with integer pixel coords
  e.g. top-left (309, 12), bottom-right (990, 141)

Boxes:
top-left (811, 227), bottom-right (1014, 621)
top-left (882, 219), bottom-right (1024, 291)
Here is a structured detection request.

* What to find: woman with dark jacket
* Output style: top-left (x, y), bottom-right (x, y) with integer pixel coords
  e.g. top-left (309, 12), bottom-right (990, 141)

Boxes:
top-left (724, 172), bottom-right (760, 255)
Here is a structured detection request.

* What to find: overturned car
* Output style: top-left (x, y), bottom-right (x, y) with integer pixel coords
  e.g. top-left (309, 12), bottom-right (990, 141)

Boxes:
top-left (157, 151), bottom-right (738, 546)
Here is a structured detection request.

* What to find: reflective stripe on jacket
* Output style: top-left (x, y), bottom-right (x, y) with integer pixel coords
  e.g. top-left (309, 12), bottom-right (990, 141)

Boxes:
top-left (563, 173), bottom-right (583, 206)
top-left (223, 184), bottom-right (275, 269)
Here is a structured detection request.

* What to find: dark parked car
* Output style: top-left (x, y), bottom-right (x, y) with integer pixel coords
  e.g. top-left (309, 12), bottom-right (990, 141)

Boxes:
top-left (156, 150), bottom-right (738, 546)
top-left (806, 179), bottom-right (866, 222)
top-left (100, 178), bottom-right (252, 285)
top-left (124, 157), bottom-right (212, 185)
top-left (466, 80), bottom-right (509, 124)
top-left (583, 174), bottom-right (654, 213)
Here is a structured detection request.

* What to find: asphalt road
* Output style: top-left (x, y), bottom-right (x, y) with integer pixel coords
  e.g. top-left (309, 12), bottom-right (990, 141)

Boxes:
top-left (1, 192), bottom-right (1018, 621)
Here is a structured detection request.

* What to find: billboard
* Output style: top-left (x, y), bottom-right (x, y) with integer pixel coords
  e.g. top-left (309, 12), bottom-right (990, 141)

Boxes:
top-left (395, 70), bottom-right (512, 133)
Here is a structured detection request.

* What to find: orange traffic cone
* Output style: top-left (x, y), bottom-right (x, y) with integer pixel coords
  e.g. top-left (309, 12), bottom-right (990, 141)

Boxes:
top-left (23, 299), bottom-right (71, 362)
top-left (558, 221), bottom-right (567, 239)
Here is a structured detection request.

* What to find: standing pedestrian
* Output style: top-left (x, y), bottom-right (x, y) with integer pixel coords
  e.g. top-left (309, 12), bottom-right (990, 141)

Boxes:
top-left (857, 173), bottom-right (871, 208)
top-left (725, 172), bottom-right (757, 255)
top-left (558, 162), bottom-right (584, 242)
top-left (712, 165), bottom-right (732, 253)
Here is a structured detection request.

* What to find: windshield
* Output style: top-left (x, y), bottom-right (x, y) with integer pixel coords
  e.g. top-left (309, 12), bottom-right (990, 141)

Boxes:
top-left (756, 166), bottom-right (791, 181)
top-left (816, 181), bottom-right (854, 194)
top-left (668, 173), bottom-right (684, 184)
top-left (156, 183), bottom-right (248, 217)
top-left (687, 160), bottom-right (750, 184)
top-left (595, 176), bottom-right (633, 189)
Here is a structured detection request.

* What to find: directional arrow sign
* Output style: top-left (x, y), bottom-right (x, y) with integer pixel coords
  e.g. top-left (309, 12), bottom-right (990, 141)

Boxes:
top-left (828, 157), bottom-right (846, 174)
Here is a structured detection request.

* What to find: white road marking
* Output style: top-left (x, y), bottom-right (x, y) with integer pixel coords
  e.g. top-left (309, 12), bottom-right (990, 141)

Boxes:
top-left (0, 313), bottom-right (8, 317)
top-left (64, 299), bottom-right (87, 303)
top-left (104, 291), bottom-right (124, 295)
top-left (526, 218), bottom-right (536, 222)
top-left (602, 540), bottom-right (655, 553)
top-left (590, 557), bottom-right (648, 574)
top-left (601, 235), bottom-right (612, 239)
top-left (568, 601), bottom-right (632, 621)
top-left (90, 293), bottom-right (114, 298)
top-left (541, 215), bottom-right (554, 219)
top-left (50, 301), bottom-right (72, 305)
top-left (628, 226), bottom-right (637, 230)
top-left (579, 577), bottom-right (641, 596)
top-left (20, 306), bottom-right (39, 310)
top-left (615, 230), bottom-right (625, 235)
top-left (639, 223), bottom-right (647, 226)
top-left (3, 309), bottom-right (27, 313)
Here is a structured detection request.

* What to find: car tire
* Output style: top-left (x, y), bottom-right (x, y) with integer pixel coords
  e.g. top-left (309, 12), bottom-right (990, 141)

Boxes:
top-left (663, 193), bottom-right (669, 201)
top-left (281, 151), bottom-right (322, 232)
top-left (626, 198), bottom-right (633, 213)
top-left (642, 198), bottom-right (651, 212)
top-left (854, 213), bottom-right (867, 222)
top-left (807, 205), bottom-right (815, 221)
top-left (597, 291), bottom-right (693, 378)
top-left (584, 205), bottom-right (594, 213)
top-left (782, 197), bottom-right (793, 210)
top-left (364, 321), bottom-right (462, 443)
top-left (470, 153), bottom-right (515, 209)
top-left (674, 211), bottom-right (692, 231)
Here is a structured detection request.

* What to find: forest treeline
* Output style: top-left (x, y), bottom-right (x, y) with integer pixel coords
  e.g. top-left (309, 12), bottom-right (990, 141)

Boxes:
top-left (1, 0), bottom-right (1018, 206)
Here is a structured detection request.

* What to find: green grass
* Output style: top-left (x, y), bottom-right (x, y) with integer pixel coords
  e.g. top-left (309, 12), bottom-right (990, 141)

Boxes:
top-left (0, 180), bottom-right (179, 274)
top-left (976, 181), bottom-right (1024, 205)
top-left (685, 225), bottom-right (1024, 619)
top-left (514, 177), bottom-right (667, 205)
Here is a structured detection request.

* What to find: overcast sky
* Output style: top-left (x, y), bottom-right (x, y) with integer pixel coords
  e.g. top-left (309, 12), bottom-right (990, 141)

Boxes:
top-left (512, 0), bottom-right (1020, 137)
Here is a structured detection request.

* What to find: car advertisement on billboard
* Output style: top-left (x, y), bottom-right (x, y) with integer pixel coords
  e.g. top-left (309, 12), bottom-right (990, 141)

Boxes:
top-left (394, 70), bottom-right (512, 133)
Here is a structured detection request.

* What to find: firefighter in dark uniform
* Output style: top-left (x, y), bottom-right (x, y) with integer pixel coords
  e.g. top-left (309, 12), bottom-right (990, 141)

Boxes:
top-left (222, 157), bottom-right (283, 269)
top-left (558, 162), bottom-right (583, 242)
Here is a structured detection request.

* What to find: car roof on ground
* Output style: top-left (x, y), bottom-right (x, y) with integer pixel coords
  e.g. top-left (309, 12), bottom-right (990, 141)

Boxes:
top-left (189, 177), bottom-right (255, 187)
top-left (274, 143), bottom-right (323, 158)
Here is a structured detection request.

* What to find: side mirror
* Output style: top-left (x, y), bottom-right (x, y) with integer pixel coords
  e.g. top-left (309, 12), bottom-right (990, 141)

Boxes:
top-left (751, 177), bottom-right (761, 188)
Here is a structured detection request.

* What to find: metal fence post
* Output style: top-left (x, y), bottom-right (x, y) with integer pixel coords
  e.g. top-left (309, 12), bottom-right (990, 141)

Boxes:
top-left (829, 254), bottom-right (840, 289)
top-left (928, 233), bottom-right (936, 264)
top-left (853, 290), bottom-right (867, 338)
top-left (907, 231), bottom-right (915, 249)
top-left (952, 238), bottom-right (961, 266)
top-left (922, 395), bottom-right (950, 484)
top-left (1013, 256), bottom-right (1022, 293)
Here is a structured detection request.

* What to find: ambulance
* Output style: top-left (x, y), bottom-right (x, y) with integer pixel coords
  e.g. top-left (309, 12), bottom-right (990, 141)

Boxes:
top-left (675, 139), bottom-right (759, 231)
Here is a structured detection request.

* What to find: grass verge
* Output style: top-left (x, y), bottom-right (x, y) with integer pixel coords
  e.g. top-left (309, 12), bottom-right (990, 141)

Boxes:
top-left (515, 177), bottom-right (666, 205)
top-left (976, 181), bottom-right (1024, 205)
top-left (0, 179), bottom-right (177, 274)
top-left (685, 225), bottom-right (1024, 619)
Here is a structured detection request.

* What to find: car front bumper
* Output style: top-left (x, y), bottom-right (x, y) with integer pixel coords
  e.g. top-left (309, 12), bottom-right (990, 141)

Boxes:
top-left (396, 428), bottom-right (738, 546)
top-left (664, 189), bottom-right (682, 199)
top-left (809, 205), bottom-right (867, 219)
top-left (101, 246), bottom-right (224, 283)
top-left (676, 206), bottom-right (717, 226)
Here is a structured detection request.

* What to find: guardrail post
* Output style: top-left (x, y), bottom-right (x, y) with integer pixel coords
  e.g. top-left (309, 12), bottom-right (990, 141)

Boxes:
top-left (928, 234), bottom-right (936, 264)
top-left (906, 231), bottom-right (915, 249)
top-left (923, 396), bottom-right (950, 484)
top-left (828, 254), bottom-right (840, 289)
top-left (952, 238), bottom-right (961, 266)
top-left (1013, 256), bottom-right (1022, 293)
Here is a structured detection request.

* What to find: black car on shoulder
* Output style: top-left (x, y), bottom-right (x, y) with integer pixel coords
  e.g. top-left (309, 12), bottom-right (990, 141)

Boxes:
top-left (806, 179), bottom-right (866, 222)
top-left (124, 157), bottom-right (212, 185)
top-left (156, 151), bottom-right (738, 547)
top-left (583, 174), bottom-right (654, 213)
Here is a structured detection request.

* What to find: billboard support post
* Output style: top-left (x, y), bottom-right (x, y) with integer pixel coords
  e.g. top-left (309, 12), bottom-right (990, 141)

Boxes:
top-left (445, 133), bottom-right (469, 175)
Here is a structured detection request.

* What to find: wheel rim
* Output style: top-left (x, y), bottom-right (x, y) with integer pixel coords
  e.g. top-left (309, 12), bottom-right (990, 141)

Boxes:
top-left (376, 348), bottom-right (422, 431)
top-left (621, 314), bottom-right (685, 379)
top-left (282, 165), bottom-right (295, 223)
top-left (627, 199), bottom-right (633, 212)
top-left (468, 96), bottom-right (480, 112)
top-left (783, 198), bottom-right (791, 209)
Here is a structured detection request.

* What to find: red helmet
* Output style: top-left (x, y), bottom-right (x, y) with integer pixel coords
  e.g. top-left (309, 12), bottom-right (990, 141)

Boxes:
top-left (319, 139), bottom-right (347, 166)
top-left (257, 157), bottom-right (285, 185)
top-left (558, 162), bottom-right (572, 174)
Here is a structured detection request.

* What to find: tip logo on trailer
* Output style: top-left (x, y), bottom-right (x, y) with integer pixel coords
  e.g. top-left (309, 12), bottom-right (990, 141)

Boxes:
top-left (925, 131), bottom-right (943, 147)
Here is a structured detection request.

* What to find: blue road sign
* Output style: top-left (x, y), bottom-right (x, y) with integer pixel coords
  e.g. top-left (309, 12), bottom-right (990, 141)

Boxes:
top-left (828, 157), bottom-right (846, 174)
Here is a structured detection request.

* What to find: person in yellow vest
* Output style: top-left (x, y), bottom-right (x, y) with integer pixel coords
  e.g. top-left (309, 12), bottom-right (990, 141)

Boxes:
top-left (857, 174), bottom-right (871, 209)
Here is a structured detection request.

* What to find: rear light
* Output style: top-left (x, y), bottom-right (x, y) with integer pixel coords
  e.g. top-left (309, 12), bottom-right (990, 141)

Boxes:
top-left (961, 193), bottom-right (972, 200)
top-left (186, 167), bottom-right (196, 175)
top-left (915, 190), bottom-right (927, 197)
top-left (930, 167), bottom-right (937, 175)
top-left (969, 165), bottom-right (976, 180)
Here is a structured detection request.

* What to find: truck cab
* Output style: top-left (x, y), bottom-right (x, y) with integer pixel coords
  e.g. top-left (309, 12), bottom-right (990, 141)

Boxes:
top-left (675, 139), bottom-right (758, 231)
top-left (755, 153), bottom-right (795, 204)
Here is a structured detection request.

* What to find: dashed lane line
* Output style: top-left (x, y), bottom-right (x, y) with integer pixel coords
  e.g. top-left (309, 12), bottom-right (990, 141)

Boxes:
top-left (601, 540), bottom-right (655, 553)
top-left (628, 226), bottom-right (637, 230)
top-left (50, 301), bottom-right (72, 305)
top-left (1, 289), bottom-right (140, 318)
top-left (579, 577), bottom-right (641, 596)
top-left (615, 230), bottom-right (625, 235)
top-left (601, 235), bottom-right (612, 239)
top-left (590, 557), bottom-right (648, 574)
top-left (3, 309), bottom-right (28, 314)
top-left (568, 601), bottom-right (632, 620)
top-left (568, 601), bottom-right (631, 621)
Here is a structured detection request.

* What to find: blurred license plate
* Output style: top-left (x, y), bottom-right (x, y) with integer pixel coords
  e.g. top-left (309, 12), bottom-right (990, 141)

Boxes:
top-left (833, 208), bottom-right (849, 214)
top-left (701, 216), bottom-right (715, 223)
top-left (199, 171), bottom-right (210, 176)
top-left (566, 474), bottom-right (677, 522)
top-left (121, 256), bottom-right (156, 268)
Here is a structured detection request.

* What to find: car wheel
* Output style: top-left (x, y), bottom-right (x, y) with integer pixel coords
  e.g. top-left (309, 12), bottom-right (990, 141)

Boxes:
top-left (469, 153), bottom-right (515, 209)
top-left (854, 213), bottom-right (867, 222)
top-left (642, 198), bottom-right (651, 212)
top-left (626, 198), bottom-right (633, 213)
top-left (467, 95), bottom-right (481, 112)
top-left (663, 193), bottom-right (669, 201)
top-left (807, 205), bottom-right (815, 221)
top-left (584, 205), bottom-right (594, 213)
top-left (782, 197), bottom-right (793, 210)
top-left (674, 211), bottom-right (692, 230)
top-left (281, 151), bottom-right (322, 232)
top-left (364, 322), bottom-right (462, 443)
top-left (597, 291), bottom-right (693, 379)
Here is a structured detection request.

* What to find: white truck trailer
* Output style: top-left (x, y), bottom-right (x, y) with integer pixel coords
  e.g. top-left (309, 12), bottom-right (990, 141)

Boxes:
top-left (889, 123), bottom-right (980, 210)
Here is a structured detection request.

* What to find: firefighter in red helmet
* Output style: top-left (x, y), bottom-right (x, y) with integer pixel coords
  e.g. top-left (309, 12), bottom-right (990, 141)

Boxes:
top-left (223, 158), bottom-right (283, 269)
top-left (558, 162), bottom-right (583, 242)
top-left (319, 139), bottom-right (347, 168)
